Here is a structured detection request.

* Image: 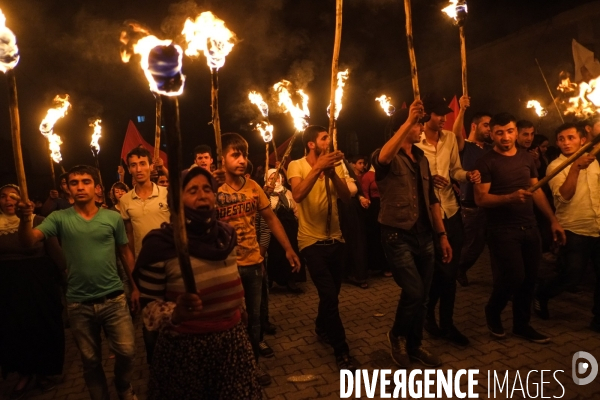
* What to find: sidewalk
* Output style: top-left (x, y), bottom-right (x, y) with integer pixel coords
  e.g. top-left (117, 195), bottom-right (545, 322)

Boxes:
top-left (2, 249), bottom-right (598, 399)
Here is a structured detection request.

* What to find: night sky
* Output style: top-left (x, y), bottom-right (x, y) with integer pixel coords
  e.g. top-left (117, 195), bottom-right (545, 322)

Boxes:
top-left (0, 0), bottom-right (596, 196)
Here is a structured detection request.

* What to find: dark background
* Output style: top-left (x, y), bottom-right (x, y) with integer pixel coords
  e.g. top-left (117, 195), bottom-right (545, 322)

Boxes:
top-left (0, 0), bottom-right (598, 199)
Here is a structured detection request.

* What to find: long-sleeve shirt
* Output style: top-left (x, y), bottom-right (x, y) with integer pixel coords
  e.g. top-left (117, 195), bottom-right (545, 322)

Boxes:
top-left (547, 155), bottom-right (600, 237)
top-left (360, 170), bottom-right (379, 200)
top-left (416, 130), bottom-right (468, 218)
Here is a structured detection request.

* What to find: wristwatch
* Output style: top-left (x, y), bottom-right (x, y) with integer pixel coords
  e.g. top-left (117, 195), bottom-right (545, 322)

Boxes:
top-left (437, 231), bottom-right (447, 238)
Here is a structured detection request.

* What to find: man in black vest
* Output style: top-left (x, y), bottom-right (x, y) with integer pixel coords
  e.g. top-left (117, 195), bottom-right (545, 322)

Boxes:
top-left (372, 100), bottom-right (452, 368)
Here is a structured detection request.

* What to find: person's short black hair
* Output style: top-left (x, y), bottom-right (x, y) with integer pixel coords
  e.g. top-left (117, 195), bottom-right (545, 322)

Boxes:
top-left (221, 133), bottom-right (248, 156)
top-left (349, 154), bottom-right (367, 164)
top-left (489, 113), bottom-right (517, 129)
top-left (302, 125), bottom-right (327, 153)
top-left (516, 119), bottom-right (535, 131)
top-left (157, 169), bottom-right (167, 177)
top-left (126, 146), bottom-right (153, 165)
top-left (58, 172), bottom-right (69, 184)
top-left (246, 159), bottom-right (254, 176)
top-left (531, 134), bottom-right (549, 149)
top-left (67, 165), bottom-right (100, 186)
top-left (194, 145), bottom-right (212, 157)
top-left (471, 112), bottom-right (492, 125)
top-left (554, 122), bottom-right (584, 139)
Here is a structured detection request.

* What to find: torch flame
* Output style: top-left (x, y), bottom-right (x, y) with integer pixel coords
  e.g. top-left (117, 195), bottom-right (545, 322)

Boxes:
top-left (182, 11), bottom-right (236, 70)
top-left (254, 121), bottom-right (273, 143)
top-left (90, 119), bottom-right (102, 154)
top-left (375, 94), bottom-right (396, 116)
top-left (327, 69), bottom-right (349, 120)
top-left (39, 95), bottom-right (70, 164)
top-left (273, 80), bottom-right (310, 132)
top-left (249, 91), bottom-right (269, 118)
top-left (441, 0), bottom-right (468, 24)
top-left (560, 76), bottom-right (600, 117)
top-left (526, 100), bottom-right (548, 118)
top-left (0, 8), bottom-right (19, 73)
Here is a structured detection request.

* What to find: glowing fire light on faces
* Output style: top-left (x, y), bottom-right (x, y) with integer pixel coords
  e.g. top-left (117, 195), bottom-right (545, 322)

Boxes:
top-left (526, 100), bottom-right (547, 118)
top-left (375, 95), bottom-right (396, 116)
top-left (39, 95), bottom-right (70, 163)
top-left (90, 119), bottom-right (102, 154)
top-left (182, 12), bottom-right (236, 70)
top-left (249, 91), bottom-right (269, 118)
top-left (254, 121), bottom-right (273, 143)
top-left (559, 76), bottom-right (600, 117)
top-left (441, 0), bottom-right (468, 23)
top-left (273, 80), bottom-right (310, 132)
top-left (327, 69), bottom-right (349, 120)
top-left (0, 8), bottom-right (19, 73)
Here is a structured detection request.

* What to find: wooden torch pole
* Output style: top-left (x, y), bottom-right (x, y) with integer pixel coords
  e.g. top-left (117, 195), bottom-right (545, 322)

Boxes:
top-left (403, 0), bottom-right (420, 100)
top-left (48, 153), bottom-right (57, 190)
top-left (329, 0), bottom-right (343, 151)
top-left (154, 95), bottom-right (162, 161)
top-left (459, 26), bottom-right (468, 97)
top-left (265, 142), bottom-right (269, 183)
top-left (211, 68), bottom-right (223, 169)
top-left (7, 70), bottom-right (29, 203)
top-left (162, 95), bottom-right (197, 294)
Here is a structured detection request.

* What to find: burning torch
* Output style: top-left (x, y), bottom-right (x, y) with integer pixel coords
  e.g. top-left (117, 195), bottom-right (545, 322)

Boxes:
top-left (120, 25), bottom-right (197, 294)
top-left (442, 0), bottom-right (468, 97)
top-left (249, 91), bottom-right (278, 162)
top-left (0, 8), bottom-right (28, 202)
top-left (39, 95), bottom-right (70, 189)
top-left (327, 69), bottom-right (349, 151)
top-left (182, 11), bottom-right (237, 169)
top-left (328, 0), bottom-right (344, 151)
top-left (376, 94), bottom-right (396, 141)
top-left (89, 119), bottom-right (104, 195)
top-left (249, 91), bottom-right (276, 181)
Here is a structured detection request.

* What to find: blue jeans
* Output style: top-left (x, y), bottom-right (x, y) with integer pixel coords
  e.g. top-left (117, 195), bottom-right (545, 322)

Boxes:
top-left (67, 293), bottom-right (136, 400)
top-left (381, 226), bottom-right (435, 350)
top-left (238, 264), bottom-right (263, 359)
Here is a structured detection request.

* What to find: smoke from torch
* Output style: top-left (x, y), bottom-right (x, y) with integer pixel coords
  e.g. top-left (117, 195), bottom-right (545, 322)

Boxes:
top-left (0, 9), bottom-right (19, 72)
top-left (182, 11), bottom-right (237, 70)
top-left (90, 119), bottom-right (102, 154)
top-left (375, 95), bottom-right (396, 116)
top-left (39, 95), bottom-right (70, 163)
top-left (526, 100), bottom-right (548, 118)
top-left (273, 80), bottom-right (310, 132)
top-left (327, 69), bottom-right (349, 120)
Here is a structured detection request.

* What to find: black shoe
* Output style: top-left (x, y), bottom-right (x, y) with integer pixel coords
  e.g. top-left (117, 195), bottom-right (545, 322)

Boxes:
top-left (256, 366), bottom-right (272, 386)
top-left (387, 331), bottom-right (410, 368)
top-left (264, 322), bottom-right (277, 335)
top-left (408, 346), bottom-right (442, 367)
top-left (315, 328), bottom-right (330, 344)
top-left (258, 341), bottom-right (274, 358)
top-left (424, 318), bottom-right (443, 338)
top-left (286, 281), bottom-right (304, 294)
top-left (533, 297), bottom-right (549, 320)
top-left (442, 326), bottom-right (470, 346)
top-left (456, 271), bottom-right (469, 287)
top-left (513, 326), bottom-right (550, 344)
top-left (485, 309), bottom-right (506, 339)
top-left (336, 353), bottom-right (358, 372)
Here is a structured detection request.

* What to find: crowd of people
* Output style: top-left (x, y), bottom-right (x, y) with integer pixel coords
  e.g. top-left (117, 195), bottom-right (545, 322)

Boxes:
top-left (0, 93), bottom-right (599, 399)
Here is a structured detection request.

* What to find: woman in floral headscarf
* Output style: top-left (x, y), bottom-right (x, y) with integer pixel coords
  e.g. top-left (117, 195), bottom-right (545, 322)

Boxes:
top-left (0, 184), bottom-right (65, 399)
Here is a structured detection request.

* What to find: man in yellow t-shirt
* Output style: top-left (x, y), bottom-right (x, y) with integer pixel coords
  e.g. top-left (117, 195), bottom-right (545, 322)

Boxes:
top-left (287, 125), bottom-right (356, 371)
top-left (216, 133), bottom-right (300, 387)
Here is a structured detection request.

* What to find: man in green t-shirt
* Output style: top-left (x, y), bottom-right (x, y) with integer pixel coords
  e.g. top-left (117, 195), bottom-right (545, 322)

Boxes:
top-left (18, 165), bottom-right (140, 400)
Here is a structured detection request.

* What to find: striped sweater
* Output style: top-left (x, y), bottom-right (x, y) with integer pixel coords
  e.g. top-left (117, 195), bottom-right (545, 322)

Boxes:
top-left (137, 250), bottom-right (245, 334)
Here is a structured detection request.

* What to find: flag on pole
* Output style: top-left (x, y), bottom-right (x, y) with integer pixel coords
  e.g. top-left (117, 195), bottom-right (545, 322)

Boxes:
top-left (572, 39), bottom-right (600, 82)
top-left (120, 120), bottom-right (168, 165)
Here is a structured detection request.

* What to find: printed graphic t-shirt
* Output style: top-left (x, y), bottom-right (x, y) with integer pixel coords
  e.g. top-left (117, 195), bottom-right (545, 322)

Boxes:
top-left (217, 178), bottom-right (271, 266)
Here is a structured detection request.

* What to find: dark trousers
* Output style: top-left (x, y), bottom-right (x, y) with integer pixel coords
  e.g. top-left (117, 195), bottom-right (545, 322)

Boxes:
top-left (301, 241), bottom-right (349, 357)
top-left (338, 198), bottom-right (369, 281)
top-left (238, 264), bottom-right (264, 359)
top-left (459, 206), bottom-right (487, 274)
top-left (427, 212), bottom-right (464, 330)
top-left (381, 226), bottom-right (435, 350)
top-left (366, 198), bottom-right (389, 272)
top-left (537, 231), bottom-right (600, 323)
top-left (486, 226), bottom-right (541, 330)
top-left (260, 266), bottom-right (269, 341)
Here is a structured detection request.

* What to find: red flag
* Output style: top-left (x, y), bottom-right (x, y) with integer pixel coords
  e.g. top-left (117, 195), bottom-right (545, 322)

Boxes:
top-left (445, 96), bottom-right (466, 138)
top-left (268, 135), bottom-right (293, 167)
top-left (120, 120), bottom-right (168, 165)
top-left (401, 101), bottom-right (407, 109)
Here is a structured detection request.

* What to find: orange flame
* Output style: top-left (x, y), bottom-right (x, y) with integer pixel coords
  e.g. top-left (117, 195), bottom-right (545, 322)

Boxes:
top-left (90, 119), bottom-right (102, 154)
top-left (254, 121), bottom-right (273, 142)
top-left (39, 95), bottom-right (70, 163)
top-left (249, 91), bottom-right (269, 118)
top-left (182, 12), bottom-right (236, 70)
top-left (0, 8), bottom-right (19, 72)
top-left (526, 100), bottom-right (547, 118)
top-left (375, 95), bottom-right (395, 116)
top-left (442, 0), bottom-right (468, 22)
top-left (561, 77), bottom-right (600, 116)
top-left (328, 69), bottom-right (349, 120)
top-left (273, 80), bottom-right (310, 132)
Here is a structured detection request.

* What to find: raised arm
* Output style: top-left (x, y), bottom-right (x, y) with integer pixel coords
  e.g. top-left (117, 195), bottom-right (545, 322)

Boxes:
top-left (17, 201), bottom-right (47, 247)
top-left (453, 95), bottom-right (469, 152)
top-left (289, 151), bottom-right (344, 203)
top-left (555, 155), bottom-right (595, 201)
top-left (378, 100), bottom-right (424, 165)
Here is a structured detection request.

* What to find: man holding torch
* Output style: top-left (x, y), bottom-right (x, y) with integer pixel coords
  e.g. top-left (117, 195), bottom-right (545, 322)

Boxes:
top-left (17, 165), bottom-right (140, 400)
top-left (474, 113), bottom-right (565, 344)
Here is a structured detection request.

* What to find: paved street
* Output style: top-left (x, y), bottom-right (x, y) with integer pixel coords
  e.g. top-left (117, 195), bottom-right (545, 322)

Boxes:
top-left (2, 250), bottom-right (599, 399)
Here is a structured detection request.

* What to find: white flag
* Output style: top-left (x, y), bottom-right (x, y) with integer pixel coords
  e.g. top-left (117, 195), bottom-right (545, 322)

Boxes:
top-left (572, 39), bottom-right (600, 82)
